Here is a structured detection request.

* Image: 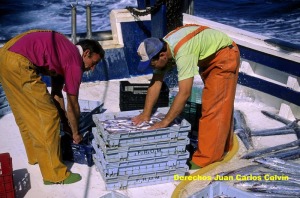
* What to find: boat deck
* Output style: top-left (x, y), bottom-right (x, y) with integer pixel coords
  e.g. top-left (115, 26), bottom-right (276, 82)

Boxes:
top-left (0, 75), bottom-right (298, 198)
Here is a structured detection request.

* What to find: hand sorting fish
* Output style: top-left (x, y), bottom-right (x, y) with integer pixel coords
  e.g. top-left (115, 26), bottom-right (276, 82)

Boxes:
top-left (100, 112), bottom-right (181, 134)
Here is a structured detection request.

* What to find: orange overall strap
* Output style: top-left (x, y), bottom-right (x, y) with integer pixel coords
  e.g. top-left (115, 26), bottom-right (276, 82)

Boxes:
top-left (165, 24), bottom-right (209, 57)
top-left (165, 24), bottom-right (201, 38)
top-left (174, 26), bottom-right (209, 57)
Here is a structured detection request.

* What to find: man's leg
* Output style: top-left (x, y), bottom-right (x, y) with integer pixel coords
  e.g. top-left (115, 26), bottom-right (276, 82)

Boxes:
top-left (192, 44), bottom-right (240, 167)
top-left (0, 50), bottom-right (69, 182)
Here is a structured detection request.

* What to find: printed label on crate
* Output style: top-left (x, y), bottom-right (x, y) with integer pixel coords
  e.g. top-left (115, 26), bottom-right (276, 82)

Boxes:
top-left (93, 149), bottom-right (189, 177)
top-left (92, 124), bottom-right (189, 147)
top-left (92, 137), bottom-right (189, 163)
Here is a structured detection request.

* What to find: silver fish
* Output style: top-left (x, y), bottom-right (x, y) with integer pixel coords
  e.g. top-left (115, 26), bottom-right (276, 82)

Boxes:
top-left (251, 128), bottom-right (295, 136)
top-left (266, 147), bottom-right (300, 160)
top-left (251, 119), bottom-right (300, 136)
top-left (241, 139), bottom-right (300, 159)
top-left (252, 192), bottom-right (299, 198)
top-left (250, 170), bottom-right (300, 185)
top-left (261, 110), bottom-right (291, 125)
top-left (254, 157), bottom-right (300, 175)
top-left (100, 113), bottom-right (183, 134)
top-left (260, 157), bottom-right (300, 169)
top-left (249, 184), bottom-right (300, 196)
top-left (261, 110), bottom-right (300, 139)
top-left (234, 110), bottom-right (253, 150)
top-left (234, 180), bottom-right (300, 190)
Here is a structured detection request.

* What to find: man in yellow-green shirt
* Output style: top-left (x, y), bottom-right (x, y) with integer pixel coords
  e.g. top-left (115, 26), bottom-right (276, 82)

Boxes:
top-left (132, 24), bottom-right (240, 168)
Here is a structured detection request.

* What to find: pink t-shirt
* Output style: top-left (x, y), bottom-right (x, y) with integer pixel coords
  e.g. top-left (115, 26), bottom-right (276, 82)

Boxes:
top-left (9, 31), bottom-right (83, 96)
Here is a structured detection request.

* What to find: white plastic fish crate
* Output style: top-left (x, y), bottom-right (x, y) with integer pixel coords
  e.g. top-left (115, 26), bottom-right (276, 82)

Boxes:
top-left (100, 191), bottom-right (129, 198)
top-left (94, 161), bottom-right (188, 190)
top-left (188, 182), bottom-right (256, 198)
top-left (91, 135), bottom-right (189, 163)
top-left (93, 147), bottom-right (189, 177)
top-left (92, 107), bottom-right (191, 147)
top-left (92, 125), bottom-right (189, 147)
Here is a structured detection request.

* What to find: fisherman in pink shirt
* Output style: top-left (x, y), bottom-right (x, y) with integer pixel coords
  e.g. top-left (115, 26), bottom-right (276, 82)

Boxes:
top-left (0, 30), bottom-right (105, 184)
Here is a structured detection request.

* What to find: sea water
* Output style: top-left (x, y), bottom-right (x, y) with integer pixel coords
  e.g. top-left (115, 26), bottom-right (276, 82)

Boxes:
top-left (0, 0), bottom-right (299, 45)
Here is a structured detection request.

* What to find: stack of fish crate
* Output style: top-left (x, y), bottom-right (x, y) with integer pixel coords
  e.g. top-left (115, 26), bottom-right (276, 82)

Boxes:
top-left (92, 107), bottom-right (190, 190)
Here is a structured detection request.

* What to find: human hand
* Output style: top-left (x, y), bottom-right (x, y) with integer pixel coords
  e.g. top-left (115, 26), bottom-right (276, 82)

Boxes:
top-left (72, 133), bottom-right (83, 144)
top-left (132, 113), bottom-right (150, 125)
top-left (148, 120), bottom-right (169, 130)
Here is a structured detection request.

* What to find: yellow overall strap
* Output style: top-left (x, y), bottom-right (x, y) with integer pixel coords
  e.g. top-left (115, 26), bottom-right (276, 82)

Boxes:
top-left (2, 29), bottom-right (52, 50)
top-left (165, 24), bottom-right (209, 57)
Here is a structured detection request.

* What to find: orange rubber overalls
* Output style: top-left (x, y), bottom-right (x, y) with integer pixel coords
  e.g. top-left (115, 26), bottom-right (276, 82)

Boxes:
top-left (167, 25), bottom-right (240, 167)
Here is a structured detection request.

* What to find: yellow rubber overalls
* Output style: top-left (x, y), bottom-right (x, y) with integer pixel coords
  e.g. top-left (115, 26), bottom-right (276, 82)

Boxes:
top-left (0, 30), bottom-right (69, 182)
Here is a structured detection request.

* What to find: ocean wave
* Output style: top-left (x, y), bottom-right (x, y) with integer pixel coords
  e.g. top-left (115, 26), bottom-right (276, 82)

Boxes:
top-left (0, 0), bottom-right (298, 45)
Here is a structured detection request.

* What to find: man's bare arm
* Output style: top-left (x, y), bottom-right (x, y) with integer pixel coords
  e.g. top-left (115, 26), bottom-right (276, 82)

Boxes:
top-left (149, 77), bottom-right (193, 129)
top-left (132, 74), bottom-right (164, 125)
top-left (67, 94), bottom-right (82, 143)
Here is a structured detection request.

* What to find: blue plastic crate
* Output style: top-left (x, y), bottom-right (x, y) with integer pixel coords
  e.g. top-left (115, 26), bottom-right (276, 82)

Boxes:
top-left (0, 93), bottom-right (7, 105)
top-left (188, 182), bottom-right (257, 198)
top-left (94, 162), bottom-right (188, 190)
top-left (60, 99), bottom-right (103, 166)
top-left (92, 107), bottom-right (191, 147)
top-left (61, 132), bottom-right (95, 167)
top-left (92, 135), bottom-right (189, 163)
top-left (72, 143), bottom-right (95, 166)
top-left (0, 103), bottom-right (11, 117)
top-left (93, 148), bottom-right (189, 177)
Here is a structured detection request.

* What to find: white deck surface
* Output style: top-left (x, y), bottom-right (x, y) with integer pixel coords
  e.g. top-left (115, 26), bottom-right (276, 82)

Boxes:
top-left (0, 75), bottom-right (298, 198)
